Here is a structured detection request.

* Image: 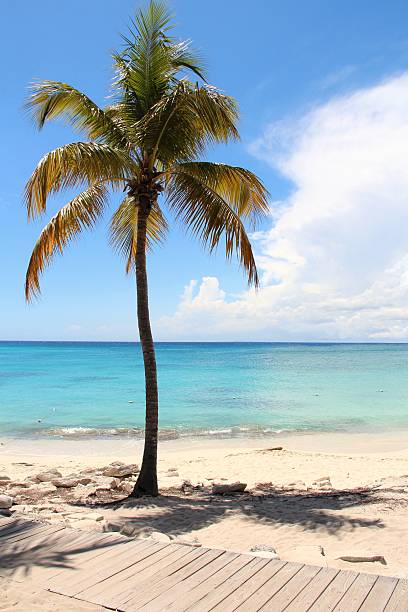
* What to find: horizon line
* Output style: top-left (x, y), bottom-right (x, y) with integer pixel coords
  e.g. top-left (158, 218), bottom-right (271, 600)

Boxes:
top-left (2, 340), bottom-right (408, 345)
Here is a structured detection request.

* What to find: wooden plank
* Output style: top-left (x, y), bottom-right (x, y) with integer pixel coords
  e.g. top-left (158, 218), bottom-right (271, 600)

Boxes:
top-left (0, 519), bottom-right (37, 538)
top-left (70, 541), bottom-right (178, 598)
top-left (123, 548), bottom-right (226, 610)
top-left (262, 564), bottom-right (322, 610)
top-left (211, 560), bottom-right (286, 612)
top-left (0, 523), bottom-right (65, 546)
top-left (49, 538), bottom-right (157, 595)
top-left (0, 528), bottom-right (78, 579)
top-left (47, 530), bottom-right (135, 581)
top-left (183, 556), bottom-right (267, 612)
top-left (5, 529), bottom-right (100, 581)
top-left (333, 572), bottom-right (378, 611)
top-left (385, 579), bottom-right (408, 612)
top-left (165, 552), bottom-right (254, 611)
top-left (309, 570), bottom-right (358, 611)
top-left (0, 524), bottom-right (89, 581)
top-left (235, 562), bottom-right (304, 611)
top-left (3, 522), bottom-right (62, 541)
top-left (2, 519), bottom-right (407, 612)
top-left (116, 546), bottom-right (209, 608)
top-left (1, 525), bottom-right (69, 557)
top-left (285, 567), bottom-right (339, 611)
top-left (82, 543), bottom-right (198, 608)
top-left (10, 530), bottom-right (124, 584)
top-left (360, 576), bottom-right (399, 611)
top-left (0, 517), bottom-right (23, 529)
top-left (45, 530), bottom-right (127, 581)
top-left (36, 529), bottom-right (122, 563)
top-left (0, 521), bottom-right (42, 542)
top-left (143, 552), bottom-right (256, 611)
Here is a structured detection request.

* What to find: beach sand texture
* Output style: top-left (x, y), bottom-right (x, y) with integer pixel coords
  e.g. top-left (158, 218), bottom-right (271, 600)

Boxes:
top-left (1, 431), bottom-right (408, 593)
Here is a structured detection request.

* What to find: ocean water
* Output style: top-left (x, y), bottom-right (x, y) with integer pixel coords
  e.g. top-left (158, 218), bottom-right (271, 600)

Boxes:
top-left (1, 342), bottom-right (408, 439)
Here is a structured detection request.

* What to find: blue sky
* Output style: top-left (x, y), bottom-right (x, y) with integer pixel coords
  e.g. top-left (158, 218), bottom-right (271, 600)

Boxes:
top-left (2, 0), bottom-right (408, 341)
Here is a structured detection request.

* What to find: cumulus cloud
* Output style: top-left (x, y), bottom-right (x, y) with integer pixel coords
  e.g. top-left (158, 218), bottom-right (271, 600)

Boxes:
top-left (157, 73), bottom-right (408, 341)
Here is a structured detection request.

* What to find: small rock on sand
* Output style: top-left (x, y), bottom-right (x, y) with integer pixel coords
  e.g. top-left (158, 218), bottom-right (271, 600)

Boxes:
top-left (286, 480), bottom-right (307, 490)
top-left (71, 485), bottom-right (97, 500)
top-left (52, 478), bottom-right (80, 488)
top-left (76, 477), bottom-right (94, 486)
top-left (250, 544), bottom-right (277, 553)
top-left (172, 536), bottom-right (202, 547)
top-left (118, 481), bottom-right (135, 495)
top-left (95, 478), bottom-right (119, 493)
top-left (35, 469), bottom-right (62, 482)
top-left (212, 482), bottom-right (247, 495)
top-left (102, 462), bottom-right (139, 478)
top-left (29, 484), bottom-right (58, 496)
top-left (312, 476), bottom-right (332, 490)
top-left (0, 494), bottom-right (13, 509)
top-left (79, 467), bottom-right (97, 475)
top-left (8, 482), bottom-right (30, 489)
top-left (119, 522), bottom-right (155, 538)
top-left (250, 545), bottom-right (279, 559)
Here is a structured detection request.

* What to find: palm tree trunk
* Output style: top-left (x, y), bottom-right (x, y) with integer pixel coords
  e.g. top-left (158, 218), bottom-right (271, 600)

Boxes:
top-left (132, 198), bottom-right (159, 497)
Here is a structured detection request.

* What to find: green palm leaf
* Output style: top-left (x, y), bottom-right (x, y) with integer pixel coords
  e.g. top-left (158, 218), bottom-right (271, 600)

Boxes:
top-left (113, 1), bottom-right (204, 113)
top-left (140, 81), bottom-right (239, 166)
top-left (25, 81), bottom-right (128, 148)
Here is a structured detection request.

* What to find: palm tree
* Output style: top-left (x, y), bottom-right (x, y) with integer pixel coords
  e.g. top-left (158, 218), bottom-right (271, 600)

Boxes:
top-left (24, 1), bottom-right (269, 496)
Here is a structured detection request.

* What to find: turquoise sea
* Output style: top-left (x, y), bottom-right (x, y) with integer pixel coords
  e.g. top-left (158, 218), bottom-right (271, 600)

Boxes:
top-left (1, 342), bottom-right (408, 439)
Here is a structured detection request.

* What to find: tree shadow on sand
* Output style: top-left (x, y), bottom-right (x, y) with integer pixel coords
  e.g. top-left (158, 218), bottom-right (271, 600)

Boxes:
top-left (88, 488), bottom-right (385, 538)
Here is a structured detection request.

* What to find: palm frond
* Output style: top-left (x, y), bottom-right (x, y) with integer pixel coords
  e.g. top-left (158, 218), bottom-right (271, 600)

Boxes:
top-left (25, 184), bottom-right (108, 300)
top-left (140, 82), bottom-right (239, 166)
top-left (166, 170), bottom-right (259, 286)
top-left (168, 39), bottom-right (206, 81)
top-left (104, 99), bottom-right (146, 146)
top-left (24, 0), bottom-right (266, 300)
top-left (169, 161), bottom-right (269, 225)
top-left (189, 85), bottom-right (239, 143)
top-left (110, 197), bottom-right (168, 272)
top-left (115, 1), bottom-right (175, 110)
top-left (24, 142), bottom-right (135, 218)
top-left (113, 1), bottom-right (205, 112)
top-left (25, 81), bottom-right (128, 148)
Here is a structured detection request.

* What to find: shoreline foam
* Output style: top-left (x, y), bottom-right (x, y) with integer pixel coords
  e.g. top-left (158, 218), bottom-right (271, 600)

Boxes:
top-left (2, 427), bottom-right (408, 457)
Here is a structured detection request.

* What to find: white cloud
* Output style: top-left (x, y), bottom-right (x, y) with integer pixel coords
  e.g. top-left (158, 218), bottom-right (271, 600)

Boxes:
top-left (157, 73), bottom-right (408, 341)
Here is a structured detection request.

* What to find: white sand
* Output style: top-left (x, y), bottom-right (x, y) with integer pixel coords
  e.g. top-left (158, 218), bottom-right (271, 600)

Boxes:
top-left (1, 430), bottom-right (408, 587)
top-left (0, 578), bottom-right (104, 611)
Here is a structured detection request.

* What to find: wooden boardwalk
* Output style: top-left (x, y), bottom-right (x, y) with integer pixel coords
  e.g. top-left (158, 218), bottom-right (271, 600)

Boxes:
top-left (1, 517), bottom-right (407, 611)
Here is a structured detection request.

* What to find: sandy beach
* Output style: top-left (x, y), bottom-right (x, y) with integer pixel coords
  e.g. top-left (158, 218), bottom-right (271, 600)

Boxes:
top-left (1, 429), bottom-right (408, 600)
